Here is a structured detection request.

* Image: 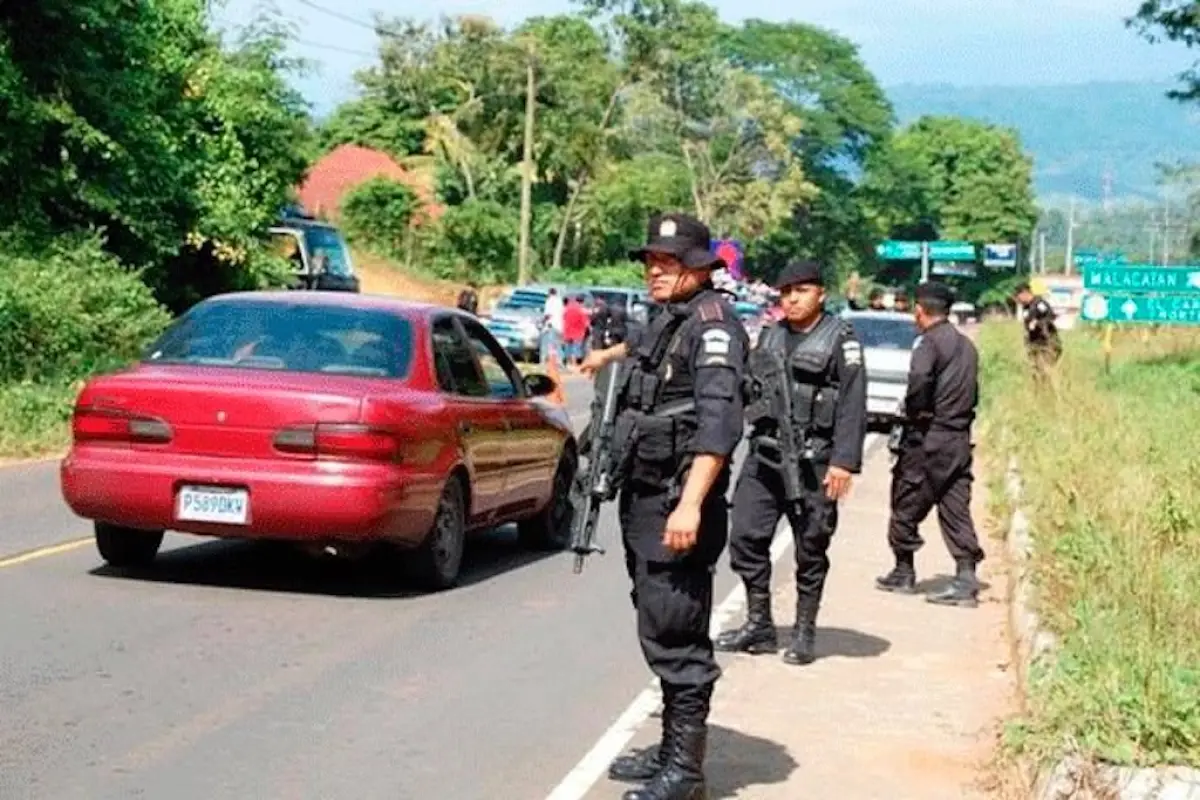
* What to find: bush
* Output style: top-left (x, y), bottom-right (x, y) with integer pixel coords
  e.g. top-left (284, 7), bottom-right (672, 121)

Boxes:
top-left (540, 263), bottom-right (643, 287)
top-left (0, 234), bottom-right (171, 383)
top-left (0, 379), bottom-right (79, 457)
top-left (340, 177), bottom-right (421, 259)
top-left (980, 321), bottom-right (1200, 768)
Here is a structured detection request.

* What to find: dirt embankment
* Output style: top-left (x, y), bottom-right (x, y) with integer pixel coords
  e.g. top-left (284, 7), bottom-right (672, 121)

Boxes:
top-left (354, 251), bottom-right (509, 309)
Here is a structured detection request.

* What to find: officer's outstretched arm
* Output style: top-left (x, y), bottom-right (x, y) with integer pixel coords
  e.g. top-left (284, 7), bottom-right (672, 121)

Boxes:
top-left (831, 332), bottom-right (868, 473)
top-left (579, 342), bottom-right (629, 377)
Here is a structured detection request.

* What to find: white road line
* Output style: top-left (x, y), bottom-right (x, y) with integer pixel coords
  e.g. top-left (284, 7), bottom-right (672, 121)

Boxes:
top-left (546, 433), bottom-right (882, 800)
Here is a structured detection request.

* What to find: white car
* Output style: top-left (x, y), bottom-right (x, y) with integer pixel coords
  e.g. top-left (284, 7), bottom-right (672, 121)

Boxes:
top-left (841, 310), bottom-right (920, 425)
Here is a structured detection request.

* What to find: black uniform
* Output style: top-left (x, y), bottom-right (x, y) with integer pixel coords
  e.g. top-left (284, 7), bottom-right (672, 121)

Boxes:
top-left (605, 214), bottom-right (747, 800)
top-left (591, 303), bottom-right (629, 349)
top-left (715, 260), bottom-right (867, 665)
top-left (1021, 292), bottom-right (1061, 371)
top-left (876, 282), bottom-right (984, 607)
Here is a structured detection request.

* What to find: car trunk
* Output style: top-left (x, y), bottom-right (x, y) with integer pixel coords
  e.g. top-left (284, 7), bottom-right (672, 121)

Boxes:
top-left (75, 365), bottom-right (388, 459)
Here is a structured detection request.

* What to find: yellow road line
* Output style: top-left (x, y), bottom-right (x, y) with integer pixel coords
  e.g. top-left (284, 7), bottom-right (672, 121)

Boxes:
top-left (0, 536), bottom-right (91, 569)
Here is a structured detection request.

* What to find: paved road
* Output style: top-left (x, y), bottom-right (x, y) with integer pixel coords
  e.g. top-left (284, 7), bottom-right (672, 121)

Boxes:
top-left (0, 374), bottom-right (724, 800)
top-left (0, 373), bottom-right (889, 800)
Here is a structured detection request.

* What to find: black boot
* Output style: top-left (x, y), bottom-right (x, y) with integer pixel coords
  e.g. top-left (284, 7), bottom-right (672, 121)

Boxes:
top-left (927, 560), bottom-right (980, 608)
top-left (621, 719), bottom-right (707, 800)
top-left (782, 596), bottom-right (819, 666)
top-left (609, 706), bottom-right (671, 782)
top-left (875, 553), bottom-right (916, 594)
top-left (714, 589), bottom-right (777, 654)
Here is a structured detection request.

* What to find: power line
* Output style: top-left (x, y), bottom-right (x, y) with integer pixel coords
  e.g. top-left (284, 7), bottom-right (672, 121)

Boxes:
top-left (292, 0), bottom-right (378, 32)
top-left (295, 38), bottom-right (374, 58)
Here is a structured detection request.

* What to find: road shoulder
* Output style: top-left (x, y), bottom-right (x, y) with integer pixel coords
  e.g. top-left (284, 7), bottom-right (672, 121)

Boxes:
top-left (582, 438), bottom-right (1013, 799)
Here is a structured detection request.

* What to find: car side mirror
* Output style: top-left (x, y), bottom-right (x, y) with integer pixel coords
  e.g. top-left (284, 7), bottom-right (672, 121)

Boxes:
top-left (522, 372), bottom-right (557, 398)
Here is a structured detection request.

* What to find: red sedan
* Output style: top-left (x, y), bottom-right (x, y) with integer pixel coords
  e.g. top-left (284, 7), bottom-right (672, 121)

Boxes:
top-left (60, 291), bottom-right (578, 590)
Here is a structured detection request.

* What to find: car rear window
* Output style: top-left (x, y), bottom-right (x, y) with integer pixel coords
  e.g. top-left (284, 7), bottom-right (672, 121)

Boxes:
top-left (143, 300), bottom-right (414, 378)
top-left (846, 317), bottom-right (919, 349)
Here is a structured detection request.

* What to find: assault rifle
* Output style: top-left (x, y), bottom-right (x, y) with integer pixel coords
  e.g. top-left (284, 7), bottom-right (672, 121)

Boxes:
top-left (568, 360), bottom-right (624, 573)
top-left (743, 348), bottom-right (805, 504)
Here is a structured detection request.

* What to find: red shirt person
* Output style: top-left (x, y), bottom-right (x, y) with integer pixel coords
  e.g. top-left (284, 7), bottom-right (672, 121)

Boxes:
top-left (562, 296), bottom-right (590, 365)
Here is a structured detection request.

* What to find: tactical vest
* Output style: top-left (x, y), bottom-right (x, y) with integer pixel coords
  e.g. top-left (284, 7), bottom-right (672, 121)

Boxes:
top-left (753, 314), bottom-right (843, 442)
top-left (616, 296), bottom-right (714, 491)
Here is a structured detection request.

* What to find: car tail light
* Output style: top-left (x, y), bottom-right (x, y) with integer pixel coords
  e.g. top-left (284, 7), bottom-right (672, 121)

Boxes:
top-left (72, 407), bottom-right (172, 444)
top-left (273, 424), bottom-right (399, 462)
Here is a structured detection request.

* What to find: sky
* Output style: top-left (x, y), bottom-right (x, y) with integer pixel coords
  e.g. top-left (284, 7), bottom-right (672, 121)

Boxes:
top-left (214, 0), bottom-right (1197, 116)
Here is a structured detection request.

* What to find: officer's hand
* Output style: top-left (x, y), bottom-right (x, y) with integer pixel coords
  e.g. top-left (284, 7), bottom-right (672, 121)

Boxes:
top-left (663, 502), bottom-right (701, 552)
top-left (579, 349), bottom-right (608, 377)
top-left (824, 466), bottom-right (853, 501)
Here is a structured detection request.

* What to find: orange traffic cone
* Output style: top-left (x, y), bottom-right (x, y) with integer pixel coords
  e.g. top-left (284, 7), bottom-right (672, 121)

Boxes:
top-left (545, 344), bottom-right (567, 406)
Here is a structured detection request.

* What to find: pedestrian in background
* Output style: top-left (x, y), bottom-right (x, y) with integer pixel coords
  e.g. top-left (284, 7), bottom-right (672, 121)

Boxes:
top-left (562, 294), bottom-right (590, 369)
top-left (541, 287), bottom-right (565, 367)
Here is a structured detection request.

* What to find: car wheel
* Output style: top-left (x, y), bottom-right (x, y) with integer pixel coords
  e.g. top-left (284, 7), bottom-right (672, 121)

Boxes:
top-left (518, 450), bottom-right (578, 551)
top-left (410, 478), bottom-right (467, 591)
top-left (94, 523), bottom-right (164, 568)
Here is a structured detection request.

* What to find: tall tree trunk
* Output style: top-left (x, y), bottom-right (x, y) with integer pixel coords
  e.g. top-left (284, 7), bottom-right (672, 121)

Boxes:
top-left (517, 50), bottom-right (536, 286)
top-left (673, 77), bottom-right (704, 219)
top-left (551, 86), bottom-right (623, 269)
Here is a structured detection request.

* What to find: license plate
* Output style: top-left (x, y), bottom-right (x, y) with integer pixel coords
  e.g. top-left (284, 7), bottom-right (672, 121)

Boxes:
top-left (177, 486), bottom-right (249, 525)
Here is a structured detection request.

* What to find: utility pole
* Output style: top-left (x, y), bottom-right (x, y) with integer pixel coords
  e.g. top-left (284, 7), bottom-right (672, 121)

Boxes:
top-left (516, 44), bottom-right (536, 287)
top-left (1102, 161), bottom-right (1114, 214)
top-left (1145, 210), bottom-right (1160, 266)
top-left (1163, 193), bottom-right (1171, 266)
top-left (1064, 197), bottom-right (1079, 274)
top-left (1038, 230), bottom-right (1047, 273)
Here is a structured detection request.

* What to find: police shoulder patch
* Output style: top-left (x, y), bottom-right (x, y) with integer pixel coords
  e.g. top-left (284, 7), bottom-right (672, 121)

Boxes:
top-left (697, 301), bottom-right (726, 322)
top-left (841, 339), bottom-right (862, 366)
top-left (698, 327), bottom-right (732, 366)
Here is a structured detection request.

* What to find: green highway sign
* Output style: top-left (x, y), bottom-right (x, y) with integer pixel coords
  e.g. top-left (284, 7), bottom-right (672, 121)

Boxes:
top-left (1082, 264), bottom-right (1200, 294)
top-left (927, 241), bottom-right (976, 261)
top-left (875, 240), bottom-right (922, 260)
top-left (1080, 292), bottom-right (1200, 324)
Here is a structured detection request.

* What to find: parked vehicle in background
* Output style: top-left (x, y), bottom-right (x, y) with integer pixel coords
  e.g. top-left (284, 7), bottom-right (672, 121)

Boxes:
top-left (841, 310), bottom-right (920, 426)
top-left (586, 286), bottom-right (650, 327)
top-left (60, 292), bottom-right (577, 591)
top-left (481, 286), bottom-right (555, 362)
top-left (269, 208), bottom-right (360, 293)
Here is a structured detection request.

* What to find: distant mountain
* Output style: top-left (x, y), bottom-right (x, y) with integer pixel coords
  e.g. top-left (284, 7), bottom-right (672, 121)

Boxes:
top-left (885, 81), bottom-right (1200, 206)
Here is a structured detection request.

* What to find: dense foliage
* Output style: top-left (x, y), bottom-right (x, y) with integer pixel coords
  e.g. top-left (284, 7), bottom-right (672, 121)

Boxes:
top-left (0, 0), bottom-right (1044, 455)
top-left (0, 0), bottom-right (313, 312)
top-left (318, 4), bottom-right (1040, 291)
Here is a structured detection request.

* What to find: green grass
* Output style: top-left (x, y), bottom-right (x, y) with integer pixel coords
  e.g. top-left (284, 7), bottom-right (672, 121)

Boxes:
top-left (979, 321), bottom-right (1200, 769)
top-left (0, 378), bottom-right (81, 458)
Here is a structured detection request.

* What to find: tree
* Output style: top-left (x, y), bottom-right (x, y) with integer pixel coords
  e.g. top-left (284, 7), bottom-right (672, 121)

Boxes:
top-left (863, 116), bottom-right (1038, 244)
top-left (0, 0), bottom-right (314, 310)
top-left (1128, 1), bottom-right (1200, 102)
top-left (859, 116), bottom-right (1038, 297)
top-left (724, 20), bottom-right (895, 285)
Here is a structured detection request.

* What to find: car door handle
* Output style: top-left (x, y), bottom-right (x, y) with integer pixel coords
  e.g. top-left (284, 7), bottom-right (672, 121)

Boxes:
top-left (458, 420), bottom-right (472, 434)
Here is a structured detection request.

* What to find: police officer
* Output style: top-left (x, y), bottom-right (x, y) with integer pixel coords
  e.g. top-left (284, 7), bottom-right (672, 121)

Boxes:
top-left (714, 261), bottom-right (867, 665)
top-left (875, 281), bottom-right (985, 607)
top-left (1014, 281), bottom-right (1061, 374)
top-left (591, 297), bottom-right (629, 350)
top-left (581, 212), bottom-right (748, 800)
